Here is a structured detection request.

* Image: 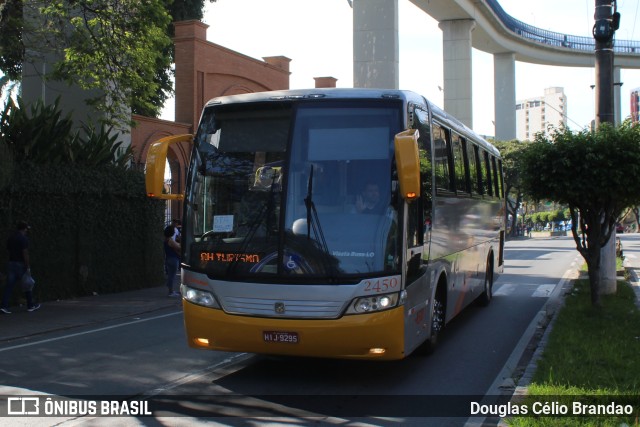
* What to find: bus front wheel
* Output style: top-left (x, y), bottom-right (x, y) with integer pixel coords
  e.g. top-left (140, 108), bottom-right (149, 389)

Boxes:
top-left (415, 287), bottom-right (445, 355)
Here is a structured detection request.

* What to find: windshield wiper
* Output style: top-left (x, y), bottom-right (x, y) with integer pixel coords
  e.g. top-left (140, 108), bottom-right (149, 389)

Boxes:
top-left (304, 165), bottom-right (330, 254)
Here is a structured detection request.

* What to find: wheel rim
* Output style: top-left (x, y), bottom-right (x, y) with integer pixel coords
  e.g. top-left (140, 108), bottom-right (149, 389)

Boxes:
top-left (432, 297), bottom-right (444, 333)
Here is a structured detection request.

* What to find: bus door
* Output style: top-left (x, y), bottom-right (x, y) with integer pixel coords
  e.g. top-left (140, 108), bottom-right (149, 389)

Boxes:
top-left (395, 108), bottom-right (433, 353)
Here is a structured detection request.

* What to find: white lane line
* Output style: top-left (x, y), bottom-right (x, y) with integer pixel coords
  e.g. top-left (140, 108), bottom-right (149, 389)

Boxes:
top-left (0, 311), bottom-right (182, 353)
top-left (532, 284), bottom-right (556, 298)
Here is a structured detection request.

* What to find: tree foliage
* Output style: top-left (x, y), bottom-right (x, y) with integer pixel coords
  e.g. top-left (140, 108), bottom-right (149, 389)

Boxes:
top-left (0, 96), bottom-right (132, 167)
top-left (0, 0), bottom-right (24, 81)
top-left (520, 122), bottom-right (640, 306)
top-left (493, 139), bottom-right (528, 236)
top-left (0, 1), bottom-right (217, 119)
top-left (40, 0), bottom-right (173, 120)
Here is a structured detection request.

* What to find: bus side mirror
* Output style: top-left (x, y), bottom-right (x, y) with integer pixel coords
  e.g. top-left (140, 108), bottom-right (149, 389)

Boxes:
top-left (145, 134), bottom-right (193, 200)
top-left (394, 129), bottom-right (420, 201)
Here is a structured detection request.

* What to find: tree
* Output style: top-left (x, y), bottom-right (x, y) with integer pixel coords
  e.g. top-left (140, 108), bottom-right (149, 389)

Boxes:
top-left (0, 0), bottom-right (24, 82)
top-left (0, 1), bottom-right (217, 120)
top-left (520, 122), bottom-right (640, 306)
top-left (40, 0), bottom-right (174, 121)
top-left (493, 139), bottom-right (528, 237)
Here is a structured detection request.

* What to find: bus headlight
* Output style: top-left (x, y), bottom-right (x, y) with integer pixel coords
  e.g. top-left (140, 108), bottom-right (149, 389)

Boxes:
top-left (346, 292), bottom-right (401, 314)
top-left (181, 284), bottom-right (220, 308)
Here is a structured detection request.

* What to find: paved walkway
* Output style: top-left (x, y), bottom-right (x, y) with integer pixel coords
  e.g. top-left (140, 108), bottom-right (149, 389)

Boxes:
top-left (0, 285), bottom-right (182, 343)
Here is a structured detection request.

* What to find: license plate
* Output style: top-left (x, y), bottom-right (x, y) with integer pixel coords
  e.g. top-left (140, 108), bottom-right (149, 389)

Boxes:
top-left (263, 331), bottom-right (299, 344)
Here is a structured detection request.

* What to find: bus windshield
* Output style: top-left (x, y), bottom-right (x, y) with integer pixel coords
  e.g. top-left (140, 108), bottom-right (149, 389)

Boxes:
top-left (185, 100), bottom-right (402, 281)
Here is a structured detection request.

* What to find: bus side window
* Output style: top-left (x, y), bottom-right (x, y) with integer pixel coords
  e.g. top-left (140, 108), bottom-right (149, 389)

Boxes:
top-left (433, 124), bottom-right (454, 194)
top-left (496, 158), bottom-right (505, 199)
top-left (415, 109), bottom-right (432, 227)
top-left (405, 108), bottom-right (431, 282)
top-left (491, 156), bottom-right (501, 199)
top-left (482, 150), bottom-right (493, 197)
top-left (467, 142), bottom-right (481, 196)
top-left (452, 133), bottom-right (468, 195)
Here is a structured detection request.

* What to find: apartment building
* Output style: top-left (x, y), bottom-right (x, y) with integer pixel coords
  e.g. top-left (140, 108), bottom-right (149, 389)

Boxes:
top-left (515, 87), bottom-right (568, 141)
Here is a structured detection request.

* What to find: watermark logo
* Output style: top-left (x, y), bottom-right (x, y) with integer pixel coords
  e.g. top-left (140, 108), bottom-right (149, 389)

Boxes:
top-left (7, 397), bottom-right (39, 415)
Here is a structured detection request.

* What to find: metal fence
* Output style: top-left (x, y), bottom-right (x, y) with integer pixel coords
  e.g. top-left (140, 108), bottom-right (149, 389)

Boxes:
top-left (485, 0), bottom-right (640, 54)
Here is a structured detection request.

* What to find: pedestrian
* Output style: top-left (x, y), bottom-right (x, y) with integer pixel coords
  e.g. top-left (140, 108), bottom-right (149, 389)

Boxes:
top-left (164, 225), bottom-right (181, 297)
top-left (1, 221), bottom-right (40, 314)
top-left (171, 219), bottom-right (182, 243)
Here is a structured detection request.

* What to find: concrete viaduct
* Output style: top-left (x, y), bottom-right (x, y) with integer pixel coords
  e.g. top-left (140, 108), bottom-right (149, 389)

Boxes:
top-left (352, 0), bottom-right (640, 140)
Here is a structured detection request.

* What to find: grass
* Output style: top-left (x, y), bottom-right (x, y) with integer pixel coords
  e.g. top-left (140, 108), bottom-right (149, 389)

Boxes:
top-left (505, 273), bottom-right (640, 426)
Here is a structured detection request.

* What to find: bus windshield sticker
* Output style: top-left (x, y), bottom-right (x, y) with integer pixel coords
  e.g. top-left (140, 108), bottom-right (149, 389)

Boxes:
top-left (212, 215), bottom-right (234, 232)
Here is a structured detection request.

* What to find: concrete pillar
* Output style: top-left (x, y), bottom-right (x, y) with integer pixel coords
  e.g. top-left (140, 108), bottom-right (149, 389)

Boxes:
top-left (614, 66), bottom-right (621, 125)
top-left (439, 19), bottom-right (476, 129)
top-left (353, 0), bottom-right (399, 89)
top-left (494, 52), bottom-right (516, 140)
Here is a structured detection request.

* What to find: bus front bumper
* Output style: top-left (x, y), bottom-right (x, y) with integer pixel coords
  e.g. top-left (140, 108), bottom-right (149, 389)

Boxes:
top-left (182, 301), bottom-right (406, 361)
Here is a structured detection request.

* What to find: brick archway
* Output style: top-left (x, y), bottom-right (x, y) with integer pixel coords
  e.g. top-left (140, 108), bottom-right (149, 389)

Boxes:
top-left (131, 20), bottom-right (291, 221)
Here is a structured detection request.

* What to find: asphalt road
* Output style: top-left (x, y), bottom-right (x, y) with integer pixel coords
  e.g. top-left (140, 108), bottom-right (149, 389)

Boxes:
top-left (0, 236), bottom-right (583, 426)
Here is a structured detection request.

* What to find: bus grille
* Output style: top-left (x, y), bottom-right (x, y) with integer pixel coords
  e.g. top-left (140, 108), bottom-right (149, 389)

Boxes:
top-left (222, 296), bottom-right (344, 319)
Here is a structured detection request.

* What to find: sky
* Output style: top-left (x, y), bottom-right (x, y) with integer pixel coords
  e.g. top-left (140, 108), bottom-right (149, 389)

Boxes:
top-left (160, 0), bottom-right (640, 137)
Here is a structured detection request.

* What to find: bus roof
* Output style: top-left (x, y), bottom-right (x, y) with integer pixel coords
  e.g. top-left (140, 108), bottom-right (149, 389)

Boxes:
top-left (204, 88), bottom-right (499, 157)
top-left (205, 88), bottom-right (425, 107)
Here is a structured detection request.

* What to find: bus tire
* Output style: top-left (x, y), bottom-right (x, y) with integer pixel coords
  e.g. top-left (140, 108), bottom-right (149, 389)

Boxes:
top-left (415, 283), bottom-right (445, 355)
top-left (478, 257), bottom-right (494, 307)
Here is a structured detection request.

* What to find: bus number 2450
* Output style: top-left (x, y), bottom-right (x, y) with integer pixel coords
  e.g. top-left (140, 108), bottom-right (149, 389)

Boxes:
top-left (363, 277), bottom-right (400, 293)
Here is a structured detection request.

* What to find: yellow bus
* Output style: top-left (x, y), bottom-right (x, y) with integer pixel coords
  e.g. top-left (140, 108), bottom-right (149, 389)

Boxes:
top-left (146, 89), bottom-right (505, 360)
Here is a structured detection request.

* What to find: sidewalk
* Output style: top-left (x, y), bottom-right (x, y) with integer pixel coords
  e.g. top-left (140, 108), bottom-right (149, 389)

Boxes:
top-left (0, 285), bottom-right (182, 343)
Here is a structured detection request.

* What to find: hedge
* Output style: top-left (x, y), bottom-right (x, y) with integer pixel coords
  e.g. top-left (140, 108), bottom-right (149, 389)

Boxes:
top-left (0, 163), bottom-right (166, 303)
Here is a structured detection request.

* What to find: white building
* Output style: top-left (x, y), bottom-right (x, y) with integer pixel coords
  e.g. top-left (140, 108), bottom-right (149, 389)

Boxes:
top-left (515, 87), bottom-right (568, 141)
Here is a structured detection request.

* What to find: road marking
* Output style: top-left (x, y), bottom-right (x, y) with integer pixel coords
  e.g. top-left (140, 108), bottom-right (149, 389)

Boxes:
top-left (532, 284), bottom-right (556, 297)
top-left (495, 283), bottom-right (557, 298)
top-left (493, 283), bottom-right (516, 296)
top-left (0, 311), bottom-right (182, 353)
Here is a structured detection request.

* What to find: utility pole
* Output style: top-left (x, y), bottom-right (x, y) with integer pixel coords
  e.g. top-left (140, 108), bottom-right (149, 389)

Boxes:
top-left (593, 0), bottom-right (618, 126)
top-left (593, 0), bottom-right (620, 293)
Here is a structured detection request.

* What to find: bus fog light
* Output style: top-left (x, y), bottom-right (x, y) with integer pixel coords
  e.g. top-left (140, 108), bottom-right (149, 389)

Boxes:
top-left (194, 338), bottom-right (210, 347)
top-left (347, 292), bottom-right (400, 314)
top-left (369, 348), bottom-right (386, 355)
top-left (181, 284), bottom-right (220, 308)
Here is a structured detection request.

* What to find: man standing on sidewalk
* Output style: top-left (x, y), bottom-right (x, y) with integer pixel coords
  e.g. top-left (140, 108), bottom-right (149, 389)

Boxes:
top-left (1, 221), bottom-right (40, 314)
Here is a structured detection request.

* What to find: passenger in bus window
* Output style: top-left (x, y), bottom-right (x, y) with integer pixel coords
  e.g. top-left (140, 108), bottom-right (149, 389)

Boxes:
top-left (354, 182), bottom-right (383, 214)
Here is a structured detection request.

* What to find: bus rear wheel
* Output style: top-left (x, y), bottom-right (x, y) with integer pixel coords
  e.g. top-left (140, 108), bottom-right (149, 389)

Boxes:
top-left (478, 259), bottom-right (493, 306)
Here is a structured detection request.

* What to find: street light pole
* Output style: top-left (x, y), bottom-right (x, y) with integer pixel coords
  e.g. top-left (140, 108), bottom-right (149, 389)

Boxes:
top-left (593, 0), bottom-right (619, 293)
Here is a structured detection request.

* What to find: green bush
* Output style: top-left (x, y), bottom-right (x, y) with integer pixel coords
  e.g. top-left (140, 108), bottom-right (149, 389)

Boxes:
top-left (0, 95), bottom-right (165, 304)
top-left (0, 164), bottom-right (165, 301)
